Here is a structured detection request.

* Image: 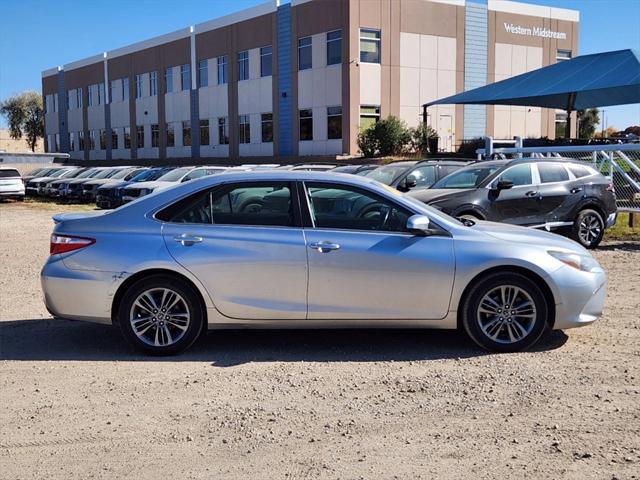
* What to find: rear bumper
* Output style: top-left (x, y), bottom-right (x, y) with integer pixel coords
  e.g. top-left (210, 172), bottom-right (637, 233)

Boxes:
top-left (606, 212), bottom-right (617, 228)
top-left (0, 190), bottom-right (25, 198)
top-left (41, 256), bottom-right (125, 325)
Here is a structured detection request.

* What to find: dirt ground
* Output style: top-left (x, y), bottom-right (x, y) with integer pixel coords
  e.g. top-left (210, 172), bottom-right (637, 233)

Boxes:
top-left (1, 202), bottom-right (638, 480)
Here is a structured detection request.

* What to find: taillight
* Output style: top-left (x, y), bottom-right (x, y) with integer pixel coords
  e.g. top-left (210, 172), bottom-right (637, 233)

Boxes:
top-left (50, 234), bottom-right (95, 255)
top-left (606, 183), bottom-right (615, 193)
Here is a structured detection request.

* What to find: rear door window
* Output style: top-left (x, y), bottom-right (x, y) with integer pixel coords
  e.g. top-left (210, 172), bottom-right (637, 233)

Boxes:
top-left (157, 182), bottom-right (295, 227)
top-left (538, 163), bottom-right (570, 183)
top-left (567, 164), bottom-right (594, 179)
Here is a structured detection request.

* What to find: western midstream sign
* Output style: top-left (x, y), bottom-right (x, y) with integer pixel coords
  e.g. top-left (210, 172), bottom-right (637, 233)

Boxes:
top-left (504, 23), bottom-right (567, 40)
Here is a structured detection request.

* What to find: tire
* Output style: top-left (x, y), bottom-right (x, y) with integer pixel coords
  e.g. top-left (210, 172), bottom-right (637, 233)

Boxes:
top-left (570, 209), bottom-right (604, 249)
top-left (461, 272), bottom-right (549, 353)
top-left (117, 274), bottom-right (204, 355)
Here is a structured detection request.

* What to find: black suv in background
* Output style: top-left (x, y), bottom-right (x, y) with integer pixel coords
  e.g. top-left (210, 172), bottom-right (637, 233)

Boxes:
top-left (365, 159), bottom-right (470, 192)
top-left (408, 159), bottom-right (617, 248)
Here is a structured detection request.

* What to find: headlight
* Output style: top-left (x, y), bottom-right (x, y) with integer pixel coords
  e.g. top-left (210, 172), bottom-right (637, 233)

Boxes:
top-left (139, 188), bottom-right (154, 196)
top-left (548, 250), bottom-right (601, 272)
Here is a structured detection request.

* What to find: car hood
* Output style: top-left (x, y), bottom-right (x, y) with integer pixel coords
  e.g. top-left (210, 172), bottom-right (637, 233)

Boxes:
top-left (409, 188), bottom-right (472, 203)
top-left (98, 180), bottom-right (131, 191)
top-left (472, 220), bottom-right (588, 254)
top-left (126, 180), bottom-right (175, 190)
top-left (29, 176), bottom-right (59, 183)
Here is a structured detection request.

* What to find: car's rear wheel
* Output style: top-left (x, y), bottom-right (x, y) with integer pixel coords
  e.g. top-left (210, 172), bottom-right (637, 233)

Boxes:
top-left (571, 209), bottom-right (604, 249)
top-left (461, 272), bottom-right (549, 352)
top-left (118, 274), bottom-right (204, 355)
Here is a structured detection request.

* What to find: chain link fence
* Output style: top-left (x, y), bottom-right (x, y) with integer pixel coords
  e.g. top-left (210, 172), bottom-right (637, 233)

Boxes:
top-left (476, 140), bottom-right (640, 212)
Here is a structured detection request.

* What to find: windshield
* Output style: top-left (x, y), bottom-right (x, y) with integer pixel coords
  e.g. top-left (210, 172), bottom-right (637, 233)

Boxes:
top-left (431, 166), bottom-right (501, 189)
top-left (366, 163), bottom-right (414, 185)
top-left (48, 169), bottom-right (72, 178)
top-left (91, 169), bottom-right (120, 179)
top-left (74, 169), bottom-right (98, 179)
top-left (111, 168), bottom-right (136, 180)
top-left (60, 168), bottom-right (86, 179)
top-left (131, 168), bottom-right (174, 182)
top-left (157, 167), bottom-right (192, 182)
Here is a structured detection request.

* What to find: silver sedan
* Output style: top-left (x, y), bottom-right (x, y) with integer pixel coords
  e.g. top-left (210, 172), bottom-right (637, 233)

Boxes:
top-left (41, 171), bottom-right (606, 355)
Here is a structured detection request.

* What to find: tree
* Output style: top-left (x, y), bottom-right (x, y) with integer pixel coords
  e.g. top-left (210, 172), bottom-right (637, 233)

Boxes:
top-left (410, 123), bottom-right (438, 155)
top-left (357, 116), bottom-right (412, 157)
top-left (577, 108), bottom-right (600, 139)
top-left (0, 91), bottom-right (44, 152)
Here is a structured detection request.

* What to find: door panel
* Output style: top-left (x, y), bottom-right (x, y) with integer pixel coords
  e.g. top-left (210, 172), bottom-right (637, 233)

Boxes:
top-left (489, 164), bottom-right (542, 225)
top-left (305, 230), bottom-right (455, 319)
top-left (535, 163), bottom-right (574, 222)
top-left (163, 225), bottom-right (308, 319)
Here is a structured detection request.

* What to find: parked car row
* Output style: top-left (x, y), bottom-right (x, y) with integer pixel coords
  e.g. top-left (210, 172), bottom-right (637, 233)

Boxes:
top-left (21, 156), bottom-right (617, 248)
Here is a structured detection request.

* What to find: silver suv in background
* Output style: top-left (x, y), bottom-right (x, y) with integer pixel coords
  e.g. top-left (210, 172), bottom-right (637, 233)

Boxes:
top-left (0, 168), bottom-right (25, 200)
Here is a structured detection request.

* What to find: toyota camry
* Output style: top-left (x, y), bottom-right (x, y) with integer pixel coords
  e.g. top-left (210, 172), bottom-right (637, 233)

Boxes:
top-left (41, 171), bottom-right (606, 355)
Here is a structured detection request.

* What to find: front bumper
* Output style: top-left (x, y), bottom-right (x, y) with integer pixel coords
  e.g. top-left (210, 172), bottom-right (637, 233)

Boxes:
top-left (551, 264), bottom-right (607, 330)
top-left (41, 256), bottom-right (126, 325)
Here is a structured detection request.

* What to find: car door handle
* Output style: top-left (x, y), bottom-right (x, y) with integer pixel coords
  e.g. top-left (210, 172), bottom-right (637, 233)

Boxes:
top-left (525, 190), bottom-right (539, 197)
top-left (570, 187), bottom-right (582, 194)
top-left (173, 234), bottom-right (203, 246)
top-left (308, 241), bottom-right (341, 253)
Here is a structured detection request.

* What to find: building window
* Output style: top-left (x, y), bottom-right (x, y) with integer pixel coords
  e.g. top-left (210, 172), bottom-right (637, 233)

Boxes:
top-left (555, 112), bottom-right (568, 138)
top-left (360, 29), bottom-right (381, 63)
top-left (151, 124), bottom-right (159, 147)
top-left (89, 130), bottom-right (96, 150)
top-left (299, 109), bottom-right (313, 141)
top-left (327, 106), bottom-right (342, 139)
top-left (298, 37), bottom-right (312, 70)
top-left (69, 132), bottom-right (75, 151)
top-left (217, 56), bottom-right (227, 84)
top-left (327, 30), bottom-right (342, 65)
top-left (98, 83), bottom-right (105, 105)
top-left (109, 80), bottom-right (116, 103)
top-left (44, 95), bottom-right (50, 114)
top-left (53, 93), bottom-right (58, 112)
top-left (238, 51), bottom-right (249, 81)
top-left (556, 49), bottom-right (572, 62)
top-left (149, 71), bottom-right (157, 96)
top-left (260, 46), bottom-right (272, 77)
top-left (99, 129), bottom-right (106, 150)
top-left (239, 115), bottom-right (251, 144)
top-left (136, 74), bottom-right (143, 99)
top-left (124, 126), bottom-right (131, 148)
top-left (78, 131), bottom-right (85, 150)
top-left (87, 85), bottom-right (94, 106)
top-left (182, 121), bottom-right (191, 146)
top-left (111, 129), bottom-right (118, 149)
top-left (200, 120), bottom-right (210, 146)
top-left (122, 77), bottom-right (129, 101)
top-left (165, 67), bottom-right (173, 93)
top-left (198, 59), bottom-right (208, 88)
top-left (136, 125), bottom-right (144, 148)
top-left (218, 117), bottom-right (229, 145)
top-left (54, 134), bottom-right (60, 151)
top-left (76, 88), bottom-right (82, 109)
top-left (66, 90), bottom-right (72, 110)
top-left (360, 105), bottom-right (380, 130)
top-left (180, 64), bottom-right (190, 91)
top-left (166, 123), bottom-right (175, 147)
top-left (261, 113), bottom-right (273, 142)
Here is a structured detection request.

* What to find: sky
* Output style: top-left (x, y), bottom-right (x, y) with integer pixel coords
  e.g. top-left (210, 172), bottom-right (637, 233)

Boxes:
top-left (1, 0), bottom-right (638, 131)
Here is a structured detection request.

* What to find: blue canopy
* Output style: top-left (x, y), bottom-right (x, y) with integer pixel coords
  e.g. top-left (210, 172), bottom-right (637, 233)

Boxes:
top-left (425, 49), bottom-right (640, 110)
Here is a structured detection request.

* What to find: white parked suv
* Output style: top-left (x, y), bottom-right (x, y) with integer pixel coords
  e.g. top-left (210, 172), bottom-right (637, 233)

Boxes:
top-left (0, 168), bottom-right (25, 200)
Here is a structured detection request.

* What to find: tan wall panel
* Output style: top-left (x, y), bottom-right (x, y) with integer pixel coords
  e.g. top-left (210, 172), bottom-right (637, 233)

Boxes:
top-left (400, 0), bottom-right (459, 38)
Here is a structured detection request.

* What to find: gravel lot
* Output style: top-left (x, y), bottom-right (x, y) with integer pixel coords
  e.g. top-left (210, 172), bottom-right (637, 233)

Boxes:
top-left (1, 202), bottom-right (639, 479)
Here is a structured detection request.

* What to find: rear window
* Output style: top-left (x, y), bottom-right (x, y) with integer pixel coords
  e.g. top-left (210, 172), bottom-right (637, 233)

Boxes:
top-left (0, 169), bottom-right (20, 178)
top-left (567, 164), bottom-right (594, 179)
top-left (538, 163), bottom-right (569, 183)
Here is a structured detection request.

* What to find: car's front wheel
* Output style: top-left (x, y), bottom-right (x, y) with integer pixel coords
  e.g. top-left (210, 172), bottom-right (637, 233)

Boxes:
top-left (461, 272), bottom-right (549, 352)
top-left (118, 274), bottom-right (204, 355)
top-left (571, 209), bottom-right (604, 249)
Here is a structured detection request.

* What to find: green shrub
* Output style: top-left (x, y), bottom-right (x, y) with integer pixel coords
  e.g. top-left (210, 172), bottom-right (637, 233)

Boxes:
top-left (410, 124), bottom-right (438, 155)
top-left (357, 116), bottom-right (412, 157)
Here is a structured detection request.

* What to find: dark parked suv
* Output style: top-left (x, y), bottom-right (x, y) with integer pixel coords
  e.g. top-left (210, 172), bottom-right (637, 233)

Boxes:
top-left (366, 159), bottom-right (470, 192)
top-left (408, 159), bottom-right (617, 249)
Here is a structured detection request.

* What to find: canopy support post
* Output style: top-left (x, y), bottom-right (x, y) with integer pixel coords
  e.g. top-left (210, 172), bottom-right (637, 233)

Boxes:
top-left (565, 92), bottom-right (577, 139)
top-left (422, 105), bottom-right (428, 124)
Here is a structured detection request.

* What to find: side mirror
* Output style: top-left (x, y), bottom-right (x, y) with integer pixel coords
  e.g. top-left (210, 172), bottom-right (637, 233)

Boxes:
top-left (495, 180), bottom-right (514, 190)
top-left (406, 214), bottom-right (431, 235)
top-left (404, 174), bottom-right (418, 189)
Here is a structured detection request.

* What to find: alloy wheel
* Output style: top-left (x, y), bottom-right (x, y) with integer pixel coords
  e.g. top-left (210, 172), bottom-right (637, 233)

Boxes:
top-left (578, 214), bottom-right (602, 245)
top-left (476, 285), bottom-right (537, 344)
top-left (129, 288), bottom-right (191, 347)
